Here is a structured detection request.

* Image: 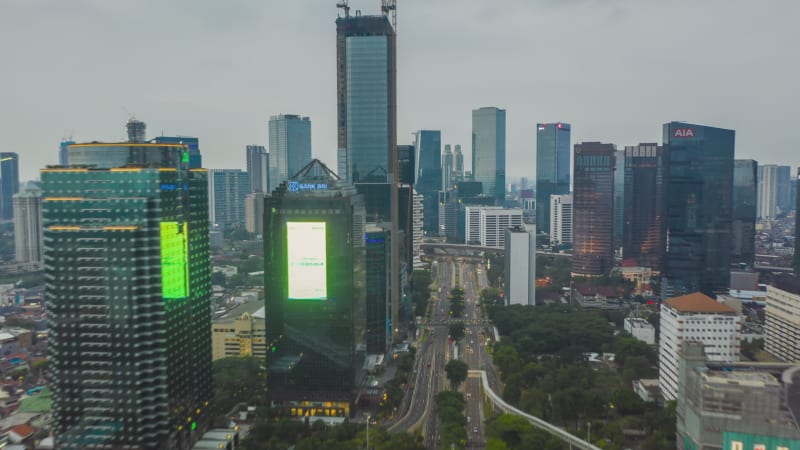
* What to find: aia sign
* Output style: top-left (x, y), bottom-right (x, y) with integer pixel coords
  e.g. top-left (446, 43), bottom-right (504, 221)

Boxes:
top-left (673, 128), bottom-right (695, 138)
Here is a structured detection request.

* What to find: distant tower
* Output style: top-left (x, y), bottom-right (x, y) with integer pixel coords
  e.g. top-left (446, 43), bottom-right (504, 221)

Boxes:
top-left (442, 144), bottom-right (454, 190)
top-left (0, 152), bottom-right (20, 221)
top-left (126, 118), bottom-right (146, 142)
top-left (453, 144), bottom-right (464, 180)
top-left (13, 184), bottom-right (43, 266)
top-left (572, 142), bottom-right (616, 276)
top-left (268, 114), bottom-right (311, 191)
top-left (472, 107), bottom-right (506, 202)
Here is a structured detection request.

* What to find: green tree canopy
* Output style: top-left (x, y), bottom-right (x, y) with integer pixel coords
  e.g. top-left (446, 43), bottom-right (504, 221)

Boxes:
top-left (445, 359), bottom-right (469, 390)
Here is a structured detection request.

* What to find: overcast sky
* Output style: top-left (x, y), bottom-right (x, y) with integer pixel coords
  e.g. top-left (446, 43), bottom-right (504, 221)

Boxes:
top-left (2, 0), bottom-right (798, 181)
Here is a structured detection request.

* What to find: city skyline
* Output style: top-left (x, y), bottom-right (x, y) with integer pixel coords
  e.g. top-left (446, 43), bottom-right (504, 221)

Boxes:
top-left (2, 1), bottom-right (798, 181)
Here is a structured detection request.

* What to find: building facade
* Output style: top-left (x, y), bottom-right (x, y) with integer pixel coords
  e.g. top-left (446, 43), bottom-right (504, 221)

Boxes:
top-left (622, 143), bottom-right (665, 271)
top-left (438, 190), bottom-right (457, 239)
top-left (365, 224), bottom-right (391, 355)
top-left (464, 206), bottom-right (523, 248)
top-left (472, 107), bottom-right (506, 202)
top-left (153, 136), bottom-right (201, 169)
top-left (572, 142), bottom-right (616, 276)
top-left (505, 226), bottom-right (536, 306)
top-left (758, 164), bottom-right (781, 220)
top-left (453, 144), bottom-right (464, 181)
top-left (211, 307), bottom-right (266, 361)
top-left (442, 144), bottom-right (454, 191)
top-left (662, 122), bottom-right (735, 299)
top-left (59, 140), bottom-right (75, 166)
top-left (268, 114), bottom-right (311, 191)
top-left (246, 145), bottom-right (269, 193)
top-left (536, 123), bottom-right (570, 235)
top-left (732, 159), bottom-right (758, 268)
top-left (658, 292), bottom-right (740, 401)
top-left (0, 152), bottom-right (20, 221)
top-left (414, 130), bottom-right (442, 234)
top-left (44, 142), bottom-right (213, 449)
top-left (208, 169), bottom-right (250, 230)
top-left (245, 192), bottom-right (267, 236)
top-left (777, 165), bottom-right (792, 214)
top-left (12, 186), bottom-right (43, 266)
top-left (614, 149), bottom-right (625, 244)
top-left (765, 276), bottom-right (800, 362)
top-left (550, 193), bottom-right (573, 246)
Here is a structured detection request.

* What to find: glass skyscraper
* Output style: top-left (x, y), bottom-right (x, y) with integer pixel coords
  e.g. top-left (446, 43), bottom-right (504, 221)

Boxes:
top-left (44, 142), bottom-right (212, 449)
top-left (535, 123), bottom-right (570, 235)
top-left (207, 169), bottom-right (250, 230)
top-left (623, 144), bottom-right (665, 272)
top-left (614, 149), bottom-right (625, 243)
top-left (59, 140), bottom-right (75, 166)
top-left (442, 144), bottom-right (454, 191)
top-left (572, 142), bottom-right (616, 276)
top-left (268, 114), bottom-right (311, 190)
top-left (662, 122), bottom-right (735, 299)
top-left (153, 136), bottom-right (202, 169)
top-left (732, 160), bottom-right (757, 268)
top-left (246, 144), bottom-right (269, 193)
top-left (472, 107), bottom-right (506, 202)
top-left (0, 152), bottom-right (20, 221)
top-left (415, 130), bottom-right (441, 234)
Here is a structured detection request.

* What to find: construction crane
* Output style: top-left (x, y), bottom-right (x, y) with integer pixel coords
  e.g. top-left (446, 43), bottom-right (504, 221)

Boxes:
top-left (381, 0), bottom-right (396, 29)
top-left (336, 0), bottom-right (350, 18)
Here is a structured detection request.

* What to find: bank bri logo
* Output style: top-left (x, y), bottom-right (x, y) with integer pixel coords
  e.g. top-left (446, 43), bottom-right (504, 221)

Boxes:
top-left (288, 181), bottom-right (329, 192)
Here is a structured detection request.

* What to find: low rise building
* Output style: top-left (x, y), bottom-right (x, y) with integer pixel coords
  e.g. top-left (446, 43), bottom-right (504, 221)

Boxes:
top-left (211, 302), bottom-right (266, 361)
top-left (624, 317), bottom-right (655, 345)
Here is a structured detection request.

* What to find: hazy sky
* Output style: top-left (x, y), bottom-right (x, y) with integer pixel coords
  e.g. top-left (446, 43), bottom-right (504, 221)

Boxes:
top-left (2, 0), bottom-right (798, 181)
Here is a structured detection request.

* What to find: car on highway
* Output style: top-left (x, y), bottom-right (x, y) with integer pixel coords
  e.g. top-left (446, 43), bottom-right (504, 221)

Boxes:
top-left (473, 427), bottom-right (479, 434)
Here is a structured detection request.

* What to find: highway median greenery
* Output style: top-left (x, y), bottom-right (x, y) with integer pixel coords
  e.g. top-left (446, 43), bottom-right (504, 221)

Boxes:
top-left (436, 391), bottom-right (468, 449)
top-left (450, 286), bottom-right (465, 317)
top-left (444, 359), bottom-right (469, 390)
top-left (412, 269), bottom-right (433, 318)
top-left (241, 419), bottom-right (426, 450)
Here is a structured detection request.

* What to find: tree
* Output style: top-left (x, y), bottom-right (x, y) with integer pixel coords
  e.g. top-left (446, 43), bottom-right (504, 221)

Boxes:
top-left (610, 389), bottom-right (644, 415)
top-left (212, 357), bottom-right (266, 420)
top-left (445, 359), bottom-right (469, 390)
top-left (210, 271), bottom-right (227, 287)
top-left (449, 322), bottom-right (466, 340)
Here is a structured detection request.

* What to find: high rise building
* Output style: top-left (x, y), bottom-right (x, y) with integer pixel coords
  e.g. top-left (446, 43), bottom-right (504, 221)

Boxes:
top-left (13, 184), bottom-right (43, 266)
top-left (415, 130), bottom-right (442, 234)
top-left (777, 165), bottom-right (792, 214)
top-left (126, 118), bottom-right (146, 142)
top-left (549, 193), bottom-right (573, 246)
top-left (662, 122), bottom-right (734, 299)
top-left (245, 192), bottom-right (267, 236)
top-left (764, 276), bottom-right (800, 362)
top-left (153, 136), bottom-right (202, 169)
top-left (44, 141), bottom-right (212, 449)
top-left (732, 160), bottom-right (757, 268)
top-left (438, 190), bottom-right (457, 239)
top-left (208, 169), bottom-right (249, 230)
top-left (796, 168), bottom-right (800, 275)
top-left (505, 226), bottom-right (536, 306)
top-left (59, 140), bottom-right (75, 166)
top-left (268, 114), bottom-right (311, 191)
top-left (535, 122), bottom-right (571, 235)
top-left (464, 206), bottom-right (523, 248)
top-left (264, 159), bottom-right (365, 418)
top-left (614, 149), bottom-right (625, 243)
top-left (472, 107), bottom-right (506, 202)
top-left (412, 189), bottom-right (423, 265)
top-left (658, 292), bottom-right (740, 401)
top-left (453, 144), bottom-right (464, 181)
top-left (758, 164), bottom-right (780, 220)
top-left (572, 142), bottom-right (615, 277)
top-left (246, 145), bottom-right (269, 193)
top-left (365, 223), bottom-right (391, 355)
top-left (442, 144), bottom-right (454, 191)
top-left (622, 144), bottom-right (665, 271)
top-left (0, 152), bottom-right (20, 221)
top-left (397, 144), bottom-right (415, 185)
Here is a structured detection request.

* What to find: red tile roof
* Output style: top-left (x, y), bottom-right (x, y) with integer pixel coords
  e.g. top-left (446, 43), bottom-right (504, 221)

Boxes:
top-left (9, 423), bottom-right (34, 438)
top-left (665, 292), bottom-right (736, 314)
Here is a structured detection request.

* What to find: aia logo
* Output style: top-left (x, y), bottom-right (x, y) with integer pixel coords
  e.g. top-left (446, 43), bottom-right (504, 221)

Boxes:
top-left (673, 128), bottom-right (695, 138)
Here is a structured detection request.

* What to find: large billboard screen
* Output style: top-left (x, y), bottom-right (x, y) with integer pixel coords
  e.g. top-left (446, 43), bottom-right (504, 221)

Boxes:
top-left (287, 221), bottom-right (327, 300)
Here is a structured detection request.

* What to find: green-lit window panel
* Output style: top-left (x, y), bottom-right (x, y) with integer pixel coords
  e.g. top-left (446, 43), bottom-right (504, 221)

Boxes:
top-left (160, 221), bottom-right (189, 299)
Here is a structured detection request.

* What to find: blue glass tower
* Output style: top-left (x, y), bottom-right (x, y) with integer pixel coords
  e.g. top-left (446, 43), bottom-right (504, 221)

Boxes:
top-left (0, 152), bottom-right (20, 221)
top-left (662, 122), bottom-right (735, 299)
top-left (153, 136), bottom-right (201, 169)
top-left (415, 130), bottom-right (441, 234)
top-left (268, 114), bottom-right (312, 190)
top-left (535, 123), bottom-right (570, 234)
top-left (472, 107), bottom-right (506, 203)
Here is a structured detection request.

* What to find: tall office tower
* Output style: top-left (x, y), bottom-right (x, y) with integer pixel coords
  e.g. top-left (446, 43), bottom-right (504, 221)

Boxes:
top-left (245, 192), bottom-right (267, 236)
top-left (442, 144), bottom-right (454, 190)
top-left (505, 225), bottom-right (536, 306)
top-left (207, 169), bottom-right (250, 230)
top-left (453, 144), bottom-right (464, 181)
top-left (365, 223), bottom-right (391, 355)
top-left (622, 144), bottom-right (665, 271)
top-left (44, 141), bottom-right (212, 449)
top-left (438, 190), bottom-right (457, 238)
top-left (472, 107), bottom-right (506, 202)
top-left (264, 159), bottom-right (365, 419)
top-left (758, 164), bottom-right (780, 220)
top-left (13, 184), bottom-right (43, 265)
top-left (268, 114), bottom-right (312, 191)
top-left (535, 122), bottom-right (571, 235)
top-left (777, 165), bottom-right (792, 213)
top-left (572, 142), bottom-right (616, 276)
top-left (732, 160), bottom-right (757, 268)
top-left (412, 190), bottom-right (423, 264)
top-left (245, 145), bottom-right (269, 193)
top-left (397, 144), bottom-right (415, 185)
top-left (415, 130), bottom-right (442, 234)
top-left (153, 136), bottom-right (202, 169)
top-left (662, 122), bottom-right (734, 299)
top-left (614, 149), bottom-right (625, 243)
top-left (549, 193), bottom-right (573, 246)
top-left (797, 168), bottom-right (800, 275)
top-left (59, 140), bottom-right (75, 166)
top-left (0, 152), bottom-right (19, 221)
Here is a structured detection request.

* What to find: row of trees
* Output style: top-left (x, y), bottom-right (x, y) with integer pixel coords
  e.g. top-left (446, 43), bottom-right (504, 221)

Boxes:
top-left (450, 286), bottom-right (465, 317)
top-left (412, 269), bottom-right (432, 317)
top-left (241, 419), bottom-right (426, 450)
top-left (435, 391), bottom-right (468, 449)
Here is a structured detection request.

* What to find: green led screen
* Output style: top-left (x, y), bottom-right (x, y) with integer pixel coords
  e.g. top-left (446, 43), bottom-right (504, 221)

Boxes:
top-left (160, 221), bottom-right (189, 299)
top-left (287, 221), bottom-right (327, 300)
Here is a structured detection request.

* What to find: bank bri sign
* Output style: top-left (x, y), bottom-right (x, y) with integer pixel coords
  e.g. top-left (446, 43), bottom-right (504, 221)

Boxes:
top-left (288, 181), bottom-right (328, 192)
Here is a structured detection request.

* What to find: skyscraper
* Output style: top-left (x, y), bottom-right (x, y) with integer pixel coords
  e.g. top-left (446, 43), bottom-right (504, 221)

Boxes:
top-left (245, 145), bottom-right (269, 193)
top-left (366, 223), bottom-right (391, 354)
top-left (622, 143), bottom-right (665, 271)
top-left (662, 122), bottom-right (735, 299)
top-left (572, 142), bottom-right (616, 277)
top-left (505, 225), bottom-right (536, 306)
top-left (0, 152), bottom-right (20, 221)
top-left (472, 107), bottom-right (506, 202)
top-left (550, 193), bottom-right (573, 246)
top-left (614, 149), bottom-right (625, 243)
top-left (796, 168), bottom-right (800, 275)
top-left (732, 160), bottom-right (757, 268)
top-left (207, 169), bottom-right (250, 230)
top-left (59, 140), bottom-right (75, 166)
top-left (153, 136), bottom-right (202, 169)
top-left (44, 141), bottom-right (212, 449)
top-left (453, 144), bottom-right (464, 181)
top-left (264, 159), bottom-right (365, 418)
top-left (268, 114), bottom-right (311, 191)
top-left (245, 192), bottom-right (267, 236)
top-left (397, 144), bottom-right (415, 185)
top-left (536, 122), bottom-right (571, 235)
top-left (13, 184), bottom-right (43, 266)
top-left (442, 144), bottom-right (454, 191)
top-left (415, 130), bottom-right (441, 234)
top-left (777, 165), bottom-right (792, 214)
top-left (757, 164), bottom-right (780, 220)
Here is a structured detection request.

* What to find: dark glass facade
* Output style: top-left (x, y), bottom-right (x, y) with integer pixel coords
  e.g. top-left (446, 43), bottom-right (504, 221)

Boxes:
top-left (365, 224), bottom-right (390, 354)
top-left (535, 123), bottom-right (570, 234)
top-left (732, 160), bottom-right (757, 268)
top-left (397, 144), bottom-right (415, 185)
top-left (0, 152), bottom-right (19, 221)
top-left (415, 130), bottom-right (442, 234)
top-left (796, 169), bottom-right (800, 275)
top-left (472, 107), bottom-right (506, 202)
top-left (264, 174), bottom-right (366, 414)
top-left (662, 122), bottom-right (734, 299)
top-left (572, 142), bottom-right (616, 276)
top-left (614, 149), bottom-right (625, 243)
top-left (623, 144), bottom-right (665, 272)
top-left (153, 136), bottom-right (201, 169)
top-left (42, 144), bottom-right (212, 449)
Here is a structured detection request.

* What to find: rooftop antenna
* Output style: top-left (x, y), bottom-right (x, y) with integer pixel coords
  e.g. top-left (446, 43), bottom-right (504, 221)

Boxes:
top-left (336, 0), bottom-right (350, 18)
top-left (381, 0), bottom-right (397, 29)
